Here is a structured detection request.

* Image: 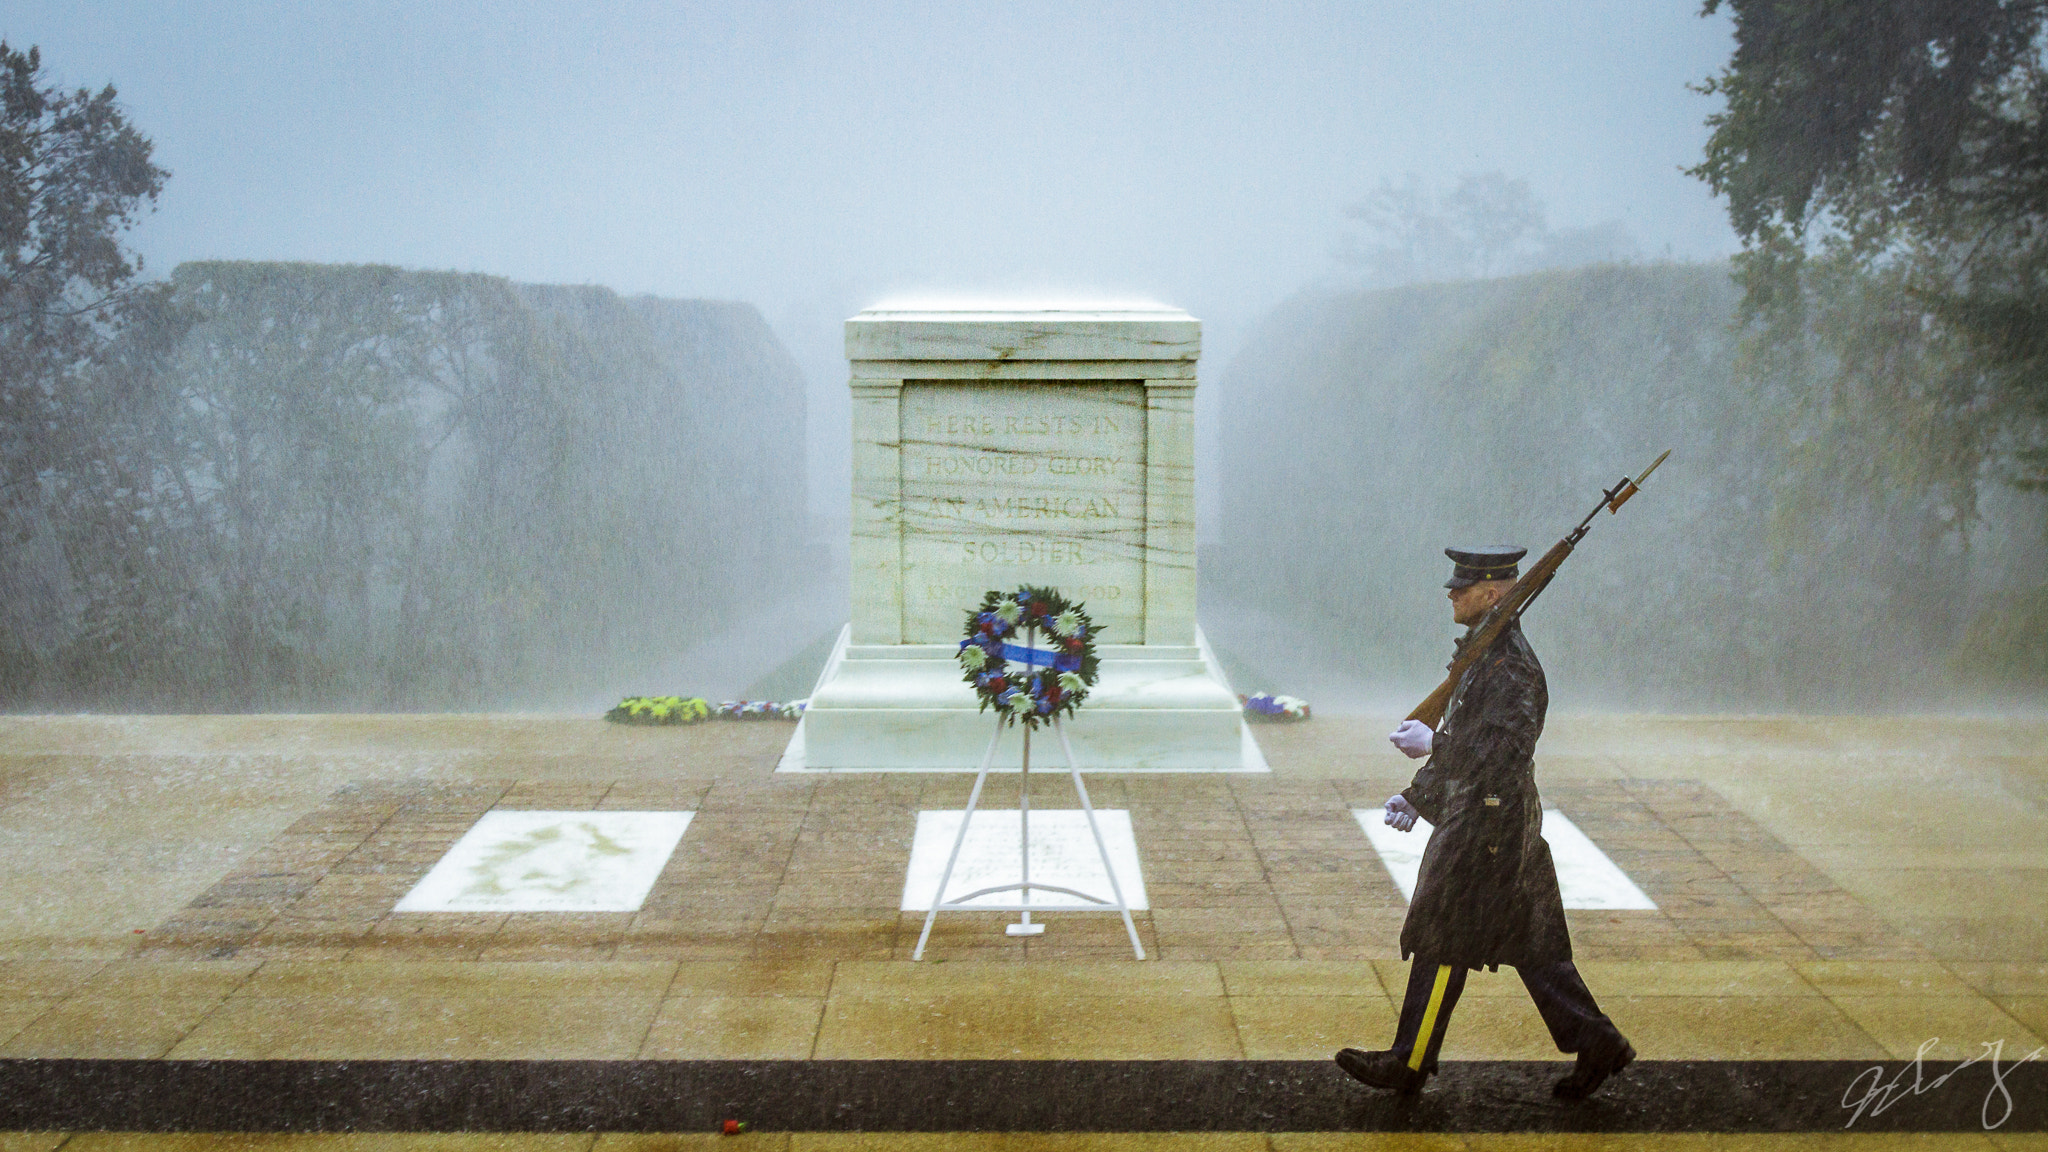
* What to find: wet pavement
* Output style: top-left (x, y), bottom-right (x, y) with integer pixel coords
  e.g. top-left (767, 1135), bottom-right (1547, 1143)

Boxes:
top-left (0, 712), bottom-right (2042, 1145)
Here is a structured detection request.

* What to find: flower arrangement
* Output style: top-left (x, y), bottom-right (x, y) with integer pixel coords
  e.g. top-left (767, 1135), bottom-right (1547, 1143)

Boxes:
top-left (1241, 693), bottom-right (1311, 722)
top-left (606, 696), bottom-right (712, 725)
top-left (606, 697), bottom-right (806, 725)
top-left (957, 584), bottom-right (1101, 728)
top-left (715, 700), bottom-right (807, 720)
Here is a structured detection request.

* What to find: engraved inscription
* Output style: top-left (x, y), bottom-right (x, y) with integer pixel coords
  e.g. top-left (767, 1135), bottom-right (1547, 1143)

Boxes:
top-left (921, 455), bottom-right (1127, 478)
top-left (922, 496), bottom-right (1123, 520)
top-left (900, 382), bottom-right (1146, 642)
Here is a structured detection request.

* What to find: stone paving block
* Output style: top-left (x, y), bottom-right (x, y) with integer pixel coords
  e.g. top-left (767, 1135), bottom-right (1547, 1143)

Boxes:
top-left (118, 771), bottom-right (1936, 967)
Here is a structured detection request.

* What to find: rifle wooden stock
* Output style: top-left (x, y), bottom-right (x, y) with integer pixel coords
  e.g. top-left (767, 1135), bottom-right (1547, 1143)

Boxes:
top-left (1404, 538), bottom-right (1573, 728)
top-left (1407, 677), bottom-right (1458, 731)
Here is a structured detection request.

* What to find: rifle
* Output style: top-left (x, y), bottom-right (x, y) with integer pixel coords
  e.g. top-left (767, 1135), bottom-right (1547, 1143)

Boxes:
top-left (1405, 449), bottom-right (1671, 729)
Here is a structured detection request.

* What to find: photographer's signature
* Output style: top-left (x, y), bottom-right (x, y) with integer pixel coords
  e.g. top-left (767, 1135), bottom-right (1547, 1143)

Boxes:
top-left (1843, 1037), bottom-right (2044, 1129)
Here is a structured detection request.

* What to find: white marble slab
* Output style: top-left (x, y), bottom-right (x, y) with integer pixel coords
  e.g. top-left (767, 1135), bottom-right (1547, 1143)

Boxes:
top-left (901, 809), bottom-right (1148, 910)
top-left (394, 811), bottom-right (693, 913)
top-left (846, 308), bottom-right (1201, 363)
top-left (1351, 808), bottom-right (1656, 910)
top-left (794, 630), bottom-right (1255, 772)
top-left (844, 306), bottom-right (1201, 650)
top-left (777, 709), bottom-right (1267, 774)
top-left (898, 381), bottom-right (1149, 643)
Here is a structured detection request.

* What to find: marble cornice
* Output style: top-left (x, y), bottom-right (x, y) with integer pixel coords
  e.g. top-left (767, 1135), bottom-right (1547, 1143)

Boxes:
top-left (846, 312), bottom-right (1200, 364)
top-left (850, 361), bottom-right (1196, 382)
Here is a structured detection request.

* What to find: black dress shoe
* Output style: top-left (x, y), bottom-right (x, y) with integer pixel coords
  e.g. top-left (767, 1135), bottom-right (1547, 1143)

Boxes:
top-left (1553, 1038), bottom-right (1635, 1100)
top-left (1334, 1047), bottom-right (1431, 1094)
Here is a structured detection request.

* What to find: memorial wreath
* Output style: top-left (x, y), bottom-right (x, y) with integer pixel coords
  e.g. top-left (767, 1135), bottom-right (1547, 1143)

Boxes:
top-left (956, 584), bottom-right (1101, 728)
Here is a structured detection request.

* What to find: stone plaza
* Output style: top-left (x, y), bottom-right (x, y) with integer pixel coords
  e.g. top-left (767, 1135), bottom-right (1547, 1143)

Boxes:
top-left (0, 710), bottom-right (2043, 1146)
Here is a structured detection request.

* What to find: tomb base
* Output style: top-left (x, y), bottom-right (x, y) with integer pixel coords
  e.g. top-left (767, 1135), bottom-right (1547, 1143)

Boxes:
top-left (778, 625), bottom-right (1266, 772)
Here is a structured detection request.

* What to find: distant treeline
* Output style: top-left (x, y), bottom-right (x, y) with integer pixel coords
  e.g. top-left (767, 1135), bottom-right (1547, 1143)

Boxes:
top-left (0, 261), bottom-right (812, 711)
top-left (1208, 263), bottom-right (2048, 709)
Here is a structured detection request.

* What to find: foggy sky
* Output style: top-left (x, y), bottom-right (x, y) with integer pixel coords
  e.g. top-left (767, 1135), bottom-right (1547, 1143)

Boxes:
top-left (6, 2), bottom-right (1737, 520)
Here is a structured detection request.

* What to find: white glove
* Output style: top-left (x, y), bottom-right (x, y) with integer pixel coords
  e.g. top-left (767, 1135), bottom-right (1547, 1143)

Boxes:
top-left (1388, 719), bottom-right (1434, 759)
top-left (1384, 793), bottom-right (1420, 832)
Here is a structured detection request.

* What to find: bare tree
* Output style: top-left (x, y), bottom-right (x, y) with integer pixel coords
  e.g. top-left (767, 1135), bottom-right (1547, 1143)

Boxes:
top-left (1339, 171), bottom-right (1634, 287)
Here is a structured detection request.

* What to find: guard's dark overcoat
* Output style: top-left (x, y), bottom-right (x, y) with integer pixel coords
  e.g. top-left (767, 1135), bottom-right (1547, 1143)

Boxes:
top-left (1398, 619), bottom-right (1572, 972)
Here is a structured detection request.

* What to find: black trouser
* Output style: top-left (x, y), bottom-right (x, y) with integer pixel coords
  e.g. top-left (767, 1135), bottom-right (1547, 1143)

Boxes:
top-left (1390, 956), bottom-right (1625, 1073)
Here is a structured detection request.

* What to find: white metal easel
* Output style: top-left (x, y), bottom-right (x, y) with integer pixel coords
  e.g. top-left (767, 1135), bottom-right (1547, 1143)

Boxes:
top-left (912, 714), bottom-right (1145, 960)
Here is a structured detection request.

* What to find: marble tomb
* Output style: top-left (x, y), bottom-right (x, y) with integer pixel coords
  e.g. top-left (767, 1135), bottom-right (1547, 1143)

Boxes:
top-left (786, 305), bottom-right (1257, 771)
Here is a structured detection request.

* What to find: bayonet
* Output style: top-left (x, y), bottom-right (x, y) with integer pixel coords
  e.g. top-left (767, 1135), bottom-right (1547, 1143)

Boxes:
top-left (1404, 449), bottom-right (1672, 728)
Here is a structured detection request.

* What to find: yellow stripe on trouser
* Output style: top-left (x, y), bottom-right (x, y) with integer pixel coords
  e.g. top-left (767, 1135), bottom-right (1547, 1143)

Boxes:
top-left (1408, 964), bottom-right (1453, 1071)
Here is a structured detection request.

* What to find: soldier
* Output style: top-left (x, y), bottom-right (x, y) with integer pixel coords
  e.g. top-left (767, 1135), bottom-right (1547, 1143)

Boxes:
top-left (1335, 545), bottom-right (1635, 1100)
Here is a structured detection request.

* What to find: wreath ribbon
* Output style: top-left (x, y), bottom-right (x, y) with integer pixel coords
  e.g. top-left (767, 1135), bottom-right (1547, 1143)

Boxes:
top-left (999, 642), bottom-right (1061, 667)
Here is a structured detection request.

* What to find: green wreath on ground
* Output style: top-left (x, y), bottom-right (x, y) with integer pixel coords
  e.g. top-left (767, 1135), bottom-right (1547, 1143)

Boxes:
top-left (956, 584), bottom-right (1101, 728)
